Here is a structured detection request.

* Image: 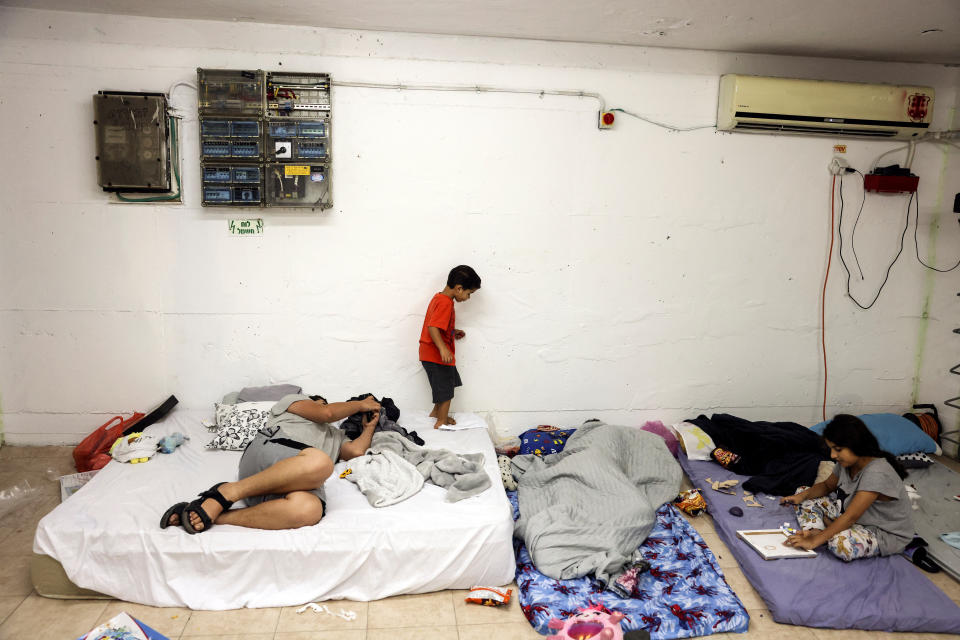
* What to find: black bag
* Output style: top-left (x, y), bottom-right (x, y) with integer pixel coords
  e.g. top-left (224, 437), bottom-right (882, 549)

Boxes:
top-left (904, 537), bottom-right (941, 573)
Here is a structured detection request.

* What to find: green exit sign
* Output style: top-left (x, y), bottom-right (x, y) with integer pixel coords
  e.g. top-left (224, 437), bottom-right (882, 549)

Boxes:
top-left (228, 219), bottom-right (264, 236)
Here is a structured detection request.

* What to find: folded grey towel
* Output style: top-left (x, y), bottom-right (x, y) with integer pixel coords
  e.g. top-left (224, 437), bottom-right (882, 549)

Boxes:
top-left (344, 450), bottom-right (424, 507)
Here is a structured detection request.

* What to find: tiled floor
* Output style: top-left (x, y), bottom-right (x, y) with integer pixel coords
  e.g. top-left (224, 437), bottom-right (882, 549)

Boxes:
top-left (0, 445), bottom-right (958, 639)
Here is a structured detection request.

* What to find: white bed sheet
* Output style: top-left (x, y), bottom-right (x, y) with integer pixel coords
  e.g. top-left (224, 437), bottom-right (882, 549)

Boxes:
top-left (34, 410), bottom-right (515, 610)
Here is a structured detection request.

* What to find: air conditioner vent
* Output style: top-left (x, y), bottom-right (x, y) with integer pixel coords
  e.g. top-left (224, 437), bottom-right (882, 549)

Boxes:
top-left (718, 75), bottom-right (934, 141)
top-left (732, 122), bottom-right (900, 138)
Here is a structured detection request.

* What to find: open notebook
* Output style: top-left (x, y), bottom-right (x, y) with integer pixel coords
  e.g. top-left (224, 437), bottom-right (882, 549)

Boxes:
top-left (737, 529), bottom-right (818, 560)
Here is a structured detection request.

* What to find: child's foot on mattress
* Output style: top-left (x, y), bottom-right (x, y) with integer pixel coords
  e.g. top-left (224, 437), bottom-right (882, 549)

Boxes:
top-left (445, 416), bottom-right (456, 425)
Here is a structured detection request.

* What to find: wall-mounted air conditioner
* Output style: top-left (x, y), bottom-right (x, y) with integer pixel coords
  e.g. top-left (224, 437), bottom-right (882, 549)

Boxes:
top-left (717, 75), bottom-right (933, 140)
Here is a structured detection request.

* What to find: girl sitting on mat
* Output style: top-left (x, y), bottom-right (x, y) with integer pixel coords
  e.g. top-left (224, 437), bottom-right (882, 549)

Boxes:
top-left (780, 414), bottom-right (913, 561)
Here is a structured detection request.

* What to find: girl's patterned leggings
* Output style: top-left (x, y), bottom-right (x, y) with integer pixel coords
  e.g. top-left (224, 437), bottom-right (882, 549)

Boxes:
top-left (791, 487), bottom-right (879, 562)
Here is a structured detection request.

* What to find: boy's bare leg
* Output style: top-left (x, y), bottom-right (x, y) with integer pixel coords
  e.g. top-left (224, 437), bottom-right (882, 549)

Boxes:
top-left (431, 404), bottom-right (455, 424)
top-left (433, 399), bottom-right (452, 429)
top-left (175, 448), bottom-right (333, 531)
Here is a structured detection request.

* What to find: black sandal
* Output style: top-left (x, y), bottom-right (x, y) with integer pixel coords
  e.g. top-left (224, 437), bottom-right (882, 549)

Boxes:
top-left (159, 501), bottom-right (187, 529)
top-left (181, 482), bottom-right (234, 534)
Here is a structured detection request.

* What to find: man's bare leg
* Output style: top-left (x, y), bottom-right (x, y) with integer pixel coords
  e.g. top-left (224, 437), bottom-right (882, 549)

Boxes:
top-left (216, 491), bottom-right (324, 530)
top-left (175, 448), bottom-right (332, 531)
top-left (429, 403), bottom-right (439, 418)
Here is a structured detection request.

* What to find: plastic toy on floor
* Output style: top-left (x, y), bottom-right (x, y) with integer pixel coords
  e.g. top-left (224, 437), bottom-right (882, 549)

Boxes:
top-left (546, 605), bottom-right (651, 640)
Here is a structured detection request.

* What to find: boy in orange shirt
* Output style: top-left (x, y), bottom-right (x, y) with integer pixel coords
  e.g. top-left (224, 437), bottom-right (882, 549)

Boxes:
top-left (419, 265), bottom-right (482, 429)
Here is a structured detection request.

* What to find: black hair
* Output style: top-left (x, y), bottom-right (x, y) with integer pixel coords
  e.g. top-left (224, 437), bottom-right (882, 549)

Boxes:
top-left (447, 265), bottom-right (481, 290)
top-left (309, 395), bottom-right (327, 404)
top-left (822, 414), bottom-right (908, 479)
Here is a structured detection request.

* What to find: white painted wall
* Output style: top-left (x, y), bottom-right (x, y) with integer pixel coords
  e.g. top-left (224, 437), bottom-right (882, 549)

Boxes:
top-left (1, 7), bottom-right (958, 448)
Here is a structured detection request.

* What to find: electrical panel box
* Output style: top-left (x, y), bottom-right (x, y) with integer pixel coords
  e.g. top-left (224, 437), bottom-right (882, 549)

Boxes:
top-left (197, 68), bottom-right (332, 209)
top-left (198, 69), bottom-right (263, 116)
top-left (265, 163), bottom-right (329, 207)
top-left (94, 92), bottom-right (171, 191)
top-left (266, 72), bottom-right (331, 118)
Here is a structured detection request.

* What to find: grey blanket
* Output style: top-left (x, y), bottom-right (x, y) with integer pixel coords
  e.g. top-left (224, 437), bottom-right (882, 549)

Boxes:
top-left (512, 421), bottom-right (681, 583)
top-left (369, 431), bottom-right (491, 502)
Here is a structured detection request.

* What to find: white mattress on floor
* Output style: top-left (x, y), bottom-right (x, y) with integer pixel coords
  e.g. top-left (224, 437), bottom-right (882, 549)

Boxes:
top-left (34, 410), bottom-right (515, 610)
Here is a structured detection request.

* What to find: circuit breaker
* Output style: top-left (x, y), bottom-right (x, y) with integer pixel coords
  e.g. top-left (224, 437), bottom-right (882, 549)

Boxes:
top-left (198, 68), bottom-right (332, 209)
top-left (94, 92), bottom-right (171, 192)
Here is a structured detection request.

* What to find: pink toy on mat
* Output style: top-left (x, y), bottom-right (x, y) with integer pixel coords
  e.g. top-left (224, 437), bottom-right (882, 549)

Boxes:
top-left (546, 604), bottom-right (625, 640)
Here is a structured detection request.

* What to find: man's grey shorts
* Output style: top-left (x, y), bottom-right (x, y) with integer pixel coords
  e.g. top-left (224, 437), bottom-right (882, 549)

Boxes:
top-left (239, 432), bottom-right (327, 511)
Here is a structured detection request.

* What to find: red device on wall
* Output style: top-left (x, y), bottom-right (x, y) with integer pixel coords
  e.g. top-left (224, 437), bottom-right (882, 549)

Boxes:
top-left (864, 164), bottom-right (919, 193)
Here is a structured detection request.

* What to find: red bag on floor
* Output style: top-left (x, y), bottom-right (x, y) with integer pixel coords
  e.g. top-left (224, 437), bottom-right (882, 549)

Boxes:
top-left (73, 412), bottom-right (145, 472)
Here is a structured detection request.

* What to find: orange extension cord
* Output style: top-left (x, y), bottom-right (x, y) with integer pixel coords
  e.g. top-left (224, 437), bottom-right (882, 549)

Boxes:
top-left (821, 175), bottom-right (836, 422)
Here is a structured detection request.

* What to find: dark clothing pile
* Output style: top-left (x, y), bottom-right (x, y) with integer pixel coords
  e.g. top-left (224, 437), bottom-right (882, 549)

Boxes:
top-left (341, 394), bottom-right (424, 446)
top-left (687, 413), bottom-right (829, 495)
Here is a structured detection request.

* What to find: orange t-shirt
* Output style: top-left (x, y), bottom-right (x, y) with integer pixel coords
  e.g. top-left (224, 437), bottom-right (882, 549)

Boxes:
top-left (419, 293), bottom-right (456, 365)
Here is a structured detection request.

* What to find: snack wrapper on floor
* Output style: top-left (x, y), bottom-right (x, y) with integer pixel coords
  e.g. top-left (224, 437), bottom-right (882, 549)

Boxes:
top-left (673, 488), bottom-right (707, 516)
top-left (465, 586), bottom-right (512, 606)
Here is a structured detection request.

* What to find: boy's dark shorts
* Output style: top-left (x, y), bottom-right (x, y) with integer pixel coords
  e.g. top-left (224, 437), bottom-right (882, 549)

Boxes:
top-left (421, 361), bottom-right (462, 404)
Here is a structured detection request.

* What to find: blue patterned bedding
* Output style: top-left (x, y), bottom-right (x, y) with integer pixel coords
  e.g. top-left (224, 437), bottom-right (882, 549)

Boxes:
top-left (510, 492), bottom-right (749, 638)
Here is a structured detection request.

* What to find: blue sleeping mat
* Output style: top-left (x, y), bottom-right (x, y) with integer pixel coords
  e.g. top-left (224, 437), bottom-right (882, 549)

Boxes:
top-left (679, 452), bottom-right (960, 633)
top-left (510, 492), bottom-right (749, 638)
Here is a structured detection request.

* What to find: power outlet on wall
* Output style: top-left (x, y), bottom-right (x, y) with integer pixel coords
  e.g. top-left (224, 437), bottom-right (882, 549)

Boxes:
top-left (828, 157), bottom-right (848, 175)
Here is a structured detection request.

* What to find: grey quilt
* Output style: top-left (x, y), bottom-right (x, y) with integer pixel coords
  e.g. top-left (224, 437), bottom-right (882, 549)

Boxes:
top-left (369, 431), bottom-right (491, 502)
top-left (512, 421), bottom-right (681, 583)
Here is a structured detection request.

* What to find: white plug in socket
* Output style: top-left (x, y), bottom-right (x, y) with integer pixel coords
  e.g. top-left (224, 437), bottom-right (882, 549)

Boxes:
top-left (828, 157), bottom-right (848, 175)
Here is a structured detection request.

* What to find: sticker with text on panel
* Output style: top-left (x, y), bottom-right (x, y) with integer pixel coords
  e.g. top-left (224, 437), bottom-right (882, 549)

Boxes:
top-left (229, 219), bottom-right (264, 236)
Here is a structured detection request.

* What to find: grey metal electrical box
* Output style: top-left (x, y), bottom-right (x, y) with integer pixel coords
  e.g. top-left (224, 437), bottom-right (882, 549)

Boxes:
top-left (94, 92), bottom-right (170, 192)
top-left (197, 68), bottom-right (332, 210)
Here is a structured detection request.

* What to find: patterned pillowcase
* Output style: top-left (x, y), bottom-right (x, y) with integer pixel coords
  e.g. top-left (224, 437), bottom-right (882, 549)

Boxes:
top-left (896, 451), bottom-right (935, 469)
top-left (518, 427), bottom-right (576, 456)
top-left (208, 401), bottom-right (275, 451)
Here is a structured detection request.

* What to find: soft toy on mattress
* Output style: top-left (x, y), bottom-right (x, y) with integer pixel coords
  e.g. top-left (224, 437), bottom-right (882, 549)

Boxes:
top-left (546, 605), bottom-right (650, 640)
top-left (498, 455), bottom-right (517, 491)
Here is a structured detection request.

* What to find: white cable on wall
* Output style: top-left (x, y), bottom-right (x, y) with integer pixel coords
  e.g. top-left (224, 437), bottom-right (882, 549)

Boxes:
top-left (332, 79), bottom-right (607, 112)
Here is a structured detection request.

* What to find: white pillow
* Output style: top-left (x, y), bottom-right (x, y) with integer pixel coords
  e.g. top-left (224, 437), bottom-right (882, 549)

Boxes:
top-left (671, 422), bottom-right (716, 461)
top-left (208, 401), bottom-right (276, 451)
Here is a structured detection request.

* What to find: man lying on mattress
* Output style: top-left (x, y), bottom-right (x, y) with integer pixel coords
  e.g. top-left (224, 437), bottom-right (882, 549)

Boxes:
top-left (160, 393), bottom-right (383, 533)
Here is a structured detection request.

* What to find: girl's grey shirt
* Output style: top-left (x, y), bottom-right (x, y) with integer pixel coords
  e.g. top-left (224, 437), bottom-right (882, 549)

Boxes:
top-left (263, 394), bottom-right (347, 462)
top-left (834, 458), bottom-right (913, 555)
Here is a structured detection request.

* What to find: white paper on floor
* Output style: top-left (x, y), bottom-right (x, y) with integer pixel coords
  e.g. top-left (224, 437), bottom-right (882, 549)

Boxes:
top-left (295, 602), bottom-right (357, 621)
